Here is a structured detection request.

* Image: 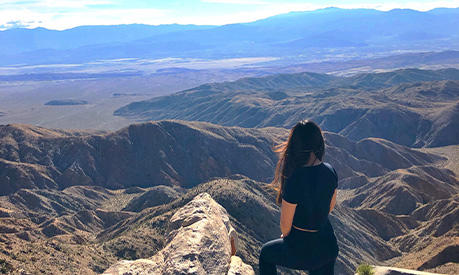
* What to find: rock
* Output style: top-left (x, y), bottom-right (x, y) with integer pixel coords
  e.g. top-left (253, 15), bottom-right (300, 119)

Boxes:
top-left (0, 207), bottom-right (11, 217)
top-left (370, 265), bottom-right (447, 275)
top-left (102, 193), bottom-right (254, 275)
top-left (228, 256), bottom-right (255, 275)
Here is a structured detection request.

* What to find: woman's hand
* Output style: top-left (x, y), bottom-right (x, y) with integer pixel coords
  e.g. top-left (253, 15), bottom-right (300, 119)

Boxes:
top-left (280, 199), bottom-right (297, 237)
top-left (329, 189), bottom-right (337, 213)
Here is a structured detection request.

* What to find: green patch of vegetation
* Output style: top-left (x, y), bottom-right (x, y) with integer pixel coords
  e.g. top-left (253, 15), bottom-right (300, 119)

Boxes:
top-left (356, 263), bottom-right (375, 275)
top-left (0, 259), bottom-right (14, 274)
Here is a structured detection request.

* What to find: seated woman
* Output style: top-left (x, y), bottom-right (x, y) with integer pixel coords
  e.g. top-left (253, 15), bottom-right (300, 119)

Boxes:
top-left (259, 120), bottom-right (339, 275)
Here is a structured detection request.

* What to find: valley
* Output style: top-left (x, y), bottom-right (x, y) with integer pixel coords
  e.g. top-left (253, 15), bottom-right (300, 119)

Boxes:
top-left (1, 51), bottom-right (459, 132)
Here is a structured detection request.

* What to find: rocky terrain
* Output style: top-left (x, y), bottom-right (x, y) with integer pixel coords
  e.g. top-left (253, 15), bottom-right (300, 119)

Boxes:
top-left (103, 193), bottom-right (254, 275)
top-left (0, 120), bottom-right (458, 274)
top-left (114, 68), bottom-right (459, 147)
top-left (0, 121), bottom-right (283, 195)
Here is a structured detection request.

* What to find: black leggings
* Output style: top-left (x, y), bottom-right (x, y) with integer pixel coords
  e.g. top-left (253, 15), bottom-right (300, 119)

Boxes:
top-left (259, 237), bottom-right (336, 275)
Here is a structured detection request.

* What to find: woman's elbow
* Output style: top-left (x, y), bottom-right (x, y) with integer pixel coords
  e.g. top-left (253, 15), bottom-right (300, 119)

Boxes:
top-left (329, 204), bottom-right (335, 213)
top-left (280, 222), bottom-right (292, 236)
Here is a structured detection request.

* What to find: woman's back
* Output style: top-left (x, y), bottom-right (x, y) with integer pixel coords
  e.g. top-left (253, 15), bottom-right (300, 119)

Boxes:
top-left (283, 163), bottom-right (338, 231)
top-left (259, 120), bottom-right (339, 275)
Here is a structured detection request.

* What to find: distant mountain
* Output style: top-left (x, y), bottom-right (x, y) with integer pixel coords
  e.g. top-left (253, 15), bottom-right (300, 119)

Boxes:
top-left (114, 68), bottom-right (459, 147)
top-left (1, 8), bottom-right (459, 65)
top-left (0, 24), bottom-right (213, 55)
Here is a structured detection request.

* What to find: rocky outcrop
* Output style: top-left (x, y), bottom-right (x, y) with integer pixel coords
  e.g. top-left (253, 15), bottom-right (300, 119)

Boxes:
top-left (228, 256), bottom-right (255, 275)
top-left (371, 266), bottom-right (448, 275)
top-left (102, 193), bottom-right (254, 275)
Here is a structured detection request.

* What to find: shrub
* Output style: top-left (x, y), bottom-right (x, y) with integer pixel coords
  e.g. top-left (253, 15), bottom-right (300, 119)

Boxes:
top-left (0, 259), bottom-right (14, 274)
top-left (356, 263), bottom-right (374, 275)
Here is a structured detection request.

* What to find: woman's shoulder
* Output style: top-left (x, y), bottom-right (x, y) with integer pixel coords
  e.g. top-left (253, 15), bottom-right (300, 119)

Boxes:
top-left (322, 163), bottom-right (338, 190)
top-left (322, 162), bottom-right (338, 180)
top-left (298, 162), bottom-right (338, 180)
top-left (293, 162), bottom-right (336, 179)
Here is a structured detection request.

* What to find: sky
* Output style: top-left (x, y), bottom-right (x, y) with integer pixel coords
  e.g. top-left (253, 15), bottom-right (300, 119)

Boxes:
top-left (1, 0), bottom-right (459, 30)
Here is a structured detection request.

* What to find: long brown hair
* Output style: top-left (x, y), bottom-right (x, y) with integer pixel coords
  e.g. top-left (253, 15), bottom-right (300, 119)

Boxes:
top-left (272, 120), bottom-right (325, 205)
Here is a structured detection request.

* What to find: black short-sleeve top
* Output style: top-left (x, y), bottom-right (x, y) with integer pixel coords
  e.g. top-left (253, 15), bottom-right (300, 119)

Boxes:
top-left (282, 162), bottom-right (338, 230)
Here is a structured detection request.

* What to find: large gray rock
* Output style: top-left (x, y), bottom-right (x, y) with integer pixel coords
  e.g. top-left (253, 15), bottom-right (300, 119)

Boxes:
top-left (228, 256), bottom-right (255, 275)
top-left (371, 266), bottom-right (447, 275)
top-left (103, 193), bottom-right (254, 275)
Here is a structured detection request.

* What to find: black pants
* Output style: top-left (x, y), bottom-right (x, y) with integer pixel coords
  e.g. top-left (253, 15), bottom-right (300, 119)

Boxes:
top-left (259, 224), bottom-right (338, 275)
top-left (259, 237), bottom-right (336, 274)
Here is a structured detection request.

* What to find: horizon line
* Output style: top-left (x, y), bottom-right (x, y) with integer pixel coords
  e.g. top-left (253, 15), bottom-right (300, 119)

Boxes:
top-left (1, 5), bottom-right (458, 31)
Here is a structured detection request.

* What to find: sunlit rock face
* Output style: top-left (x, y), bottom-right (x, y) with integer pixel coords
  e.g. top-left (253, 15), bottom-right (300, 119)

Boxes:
top-left (102, 193), bottom-right (254, 275)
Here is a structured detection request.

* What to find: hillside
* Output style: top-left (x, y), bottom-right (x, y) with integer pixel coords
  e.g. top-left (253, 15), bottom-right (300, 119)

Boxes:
top-left (0, 121), bottom-right (458, 274)
top-left (114, 68), bottom-right (459, 147)
top-left (1, 119), bottom-right (450, 196)
top-left (0, 121), bottom-right (283, 195)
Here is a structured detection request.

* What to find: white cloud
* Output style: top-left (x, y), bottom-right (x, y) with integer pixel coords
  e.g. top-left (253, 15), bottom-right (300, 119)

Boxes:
top-left (202, 0), bottom-right (268, 4)
top-left (0, 8), bottom-right (51, 29)
top-left (40, 0), bottom-right (111, 8)
top-left (0, 0), bottom-right (110, 8)
top-left (41, 8), bottom-right (170, 29)
top-left (0, 20), bottom-right (34, 29)
top-left (0, 6), bottom-right (170, 30)
top-left (174, 4), bottom-right (321, 25)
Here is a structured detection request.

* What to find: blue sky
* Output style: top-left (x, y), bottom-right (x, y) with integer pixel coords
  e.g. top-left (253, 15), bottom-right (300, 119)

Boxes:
top-left (1, 0), bottom-right (459, 30)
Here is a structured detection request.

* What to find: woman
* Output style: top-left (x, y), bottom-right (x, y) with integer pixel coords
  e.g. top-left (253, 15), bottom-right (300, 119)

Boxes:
top-left (259, 120), bottom-right (339, 275)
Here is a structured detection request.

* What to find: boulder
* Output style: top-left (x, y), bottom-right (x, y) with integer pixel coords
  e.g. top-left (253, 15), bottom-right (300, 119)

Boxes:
top-left (228, 256), bottom-right (255, 275)
top-left (103, 193), bottom-right (254, 275)
top-left (367, 266), bottom-right (447, 275)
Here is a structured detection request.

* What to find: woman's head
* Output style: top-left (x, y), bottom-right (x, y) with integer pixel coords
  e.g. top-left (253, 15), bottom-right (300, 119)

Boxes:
top-left (273, 120), bottom-right (325, 204)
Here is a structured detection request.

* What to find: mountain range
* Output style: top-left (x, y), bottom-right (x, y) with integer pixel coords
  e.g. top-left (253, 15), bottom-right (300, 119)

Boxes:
top-left (1, 8), bottom-right (459, 65)
top-left (0, 120), bottom-right (458, 274)
top-left (114, 68), bottom-right (459, 147)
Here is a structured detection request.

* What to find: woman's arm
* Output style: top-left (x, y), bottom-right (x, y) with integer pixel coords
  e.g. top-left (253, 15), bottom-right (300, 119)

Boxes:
top-left (329, 189), bottom-right (337, 213)
top-left (280, 199), bottom-right (297, 237)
